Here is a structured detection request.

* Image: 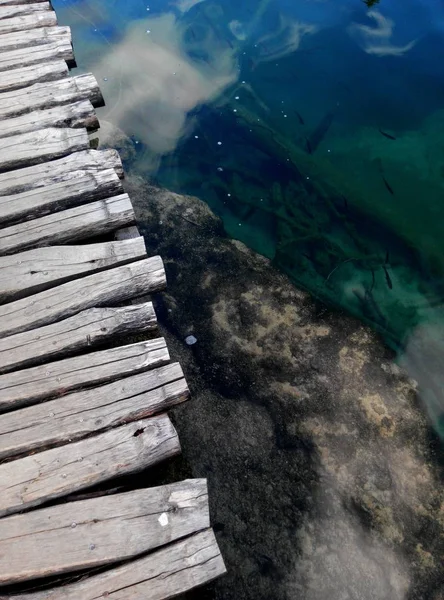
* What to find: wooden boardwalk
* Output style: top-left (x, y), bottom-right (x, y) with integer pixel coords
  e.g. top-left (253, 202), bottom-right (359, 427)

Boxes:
top-left (0, 1), bottom-right (225, 597)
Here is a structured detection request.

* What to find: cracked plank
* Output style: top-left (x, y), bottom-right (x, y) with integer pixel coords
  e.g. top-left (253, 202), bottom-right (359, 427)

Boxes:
top-left (0, 100), bottom-right (98, 140)
top-left (0, 2), bottom-right (50, 20)
top-left (0, 363), bottom-right (187, 459)
top-left (0, 39), bottom-right (74, 71)
top-left (0, 414), bottom-right (181, 517)
top-left (0, 60), bottom-right (67, 93)
top-left (0, 25), bottom-right (70, 53)
top-left (0, 301), bottom-right (158, 375)
top-left (0, 338), bottom-right (169, 411)
top-left (0, 149), bottom-right (123, 196)
top-left (0, 479), bottom-right (208, 584)
top-left (0, 74), bottom-right (103, 122)
top-left (6, 529), bottom-right (226, 600)
top-left (0, 238), bottom-right (145, 302)
top-left (0, 256), bottom-right (165, 338)
top-left (0, 12), bottom-right (57, 35)
top-left (0, 168), bottom-right (123, 227)
top-left (0, 127), bottom-right (89, 173)
top-left (0, 194), bottom-right (135, 256)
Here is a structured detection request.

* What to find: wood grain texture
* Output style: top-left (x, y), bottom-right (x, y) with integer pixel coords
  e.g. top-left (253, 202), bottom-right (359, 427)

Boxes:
top-left (0, 25), bottom-right (70, 53)
top-left (0, 194), bottom-right (135, 255)
top-left (0, 149), bottom-right (123, 195)
top-left (0, 238), bottom-right (145, 302)
top-left (0, 13), bottom-right (57, 35)
top-left (4, 529), bottom-right (226, 600)
top-left (0, 168), bottom-right (122, 226)
top-left (0, 73), bottom-right (103, 121)
top-left (0, 2), bottom-right (50, 19)
top-left (0, 99), bottom-right (98, 140)
top-left (0, 256), bottom-right (166, 337)
top-left (0, 414), bottom-right (181, 517)
top-left (0, 363), bottom-right (187, 459)
top-left (0, 301), bottom-right (158, 375)
top-left (0, 127), bottom-right (89, 173)
top-left (0, 60), bottom-right (67, 93)
top-left (0, 39), bottom-right (73, 71)
top-left (0, 337), bottom-right (169, 411)
top-left (0, 479), bottom-right (209, 584)
top-left (0, 0), bottom-right (48, 6)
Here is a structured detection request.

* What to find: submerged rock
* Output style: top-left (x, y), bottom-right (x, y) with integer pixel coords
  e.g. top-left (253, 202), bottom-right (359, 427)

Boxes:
top-left (127, 175), bottom-right (444, 600)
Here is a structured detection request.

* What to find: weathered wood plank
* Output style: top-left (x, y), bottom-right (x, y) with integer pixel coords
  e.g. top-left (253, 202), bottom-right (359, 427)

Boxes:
top-left (0, 337), bottom-right (169, 411)
top-left (0, 363), bottom-right (187, 459)
top-left (0, 2), bottom-right (50, 19)
top-left (0, 60), bottom-right (67, 93)
top-left (0, 256), bottom-right (165, 338)
top-left (0, 194), bottom-right (135, 255)
top-left (0, 149), bottom-right (123, 196)
top-left (0, 480), bottom-right (208, 584)
top-left (4, 530), bottom-right (226, 600)
top-left (0, 40), bottom-right (73, 72)
top-left (0, 13), bottom-right (57, 35)
top-left (0, 414), bottom-right (181, 517)
top-left (0, 74), bottom-right (103, 121)
top-left (0, 100), bottom-right (98, 139)
top-left (0, 302), bottom-right (157, 374)
top-left (0, 0), bottom-right (48, 6)
top-left (0, 168), bottom-right (122, 226)
top-left (0, 237), bottom-right (146, 302)
top-left (0, 127), bottom-right (89, 173)
top-left (0, 25), bottom-right (70, 53)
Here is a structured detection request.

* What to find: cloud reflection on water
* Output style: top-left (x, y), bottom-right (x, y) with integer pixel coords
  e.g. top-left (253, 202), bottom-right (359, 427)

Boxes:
top-left (348, 10), bottom-right (417, 56)
top-left (93, 12), bottom-right (238, 166)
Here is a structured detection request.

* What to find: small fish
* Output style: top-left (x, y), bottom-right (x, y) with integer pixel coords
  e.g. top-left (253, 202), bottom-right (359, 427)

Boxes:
top-left (305, 138), bottom-right (313, 154)
top-left (384, 250), bottom-right (389, 264)
top-left (379, 128), bottom-right (396, 141)
top-left (295, 110), bottom-right (305, 125)
top-left (341, 195), bottom-right (349, 211)
top-left (370, 268), bottom-right (375, 292)
top-left (382, 175), bottom-right (394, 195)
top-left (383, 266), bottom-right (393, 289)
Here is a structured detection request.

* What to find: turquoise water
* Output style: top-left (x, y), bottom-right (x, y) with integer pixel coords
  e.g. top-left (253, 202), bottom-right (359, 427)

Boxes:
top-left (55, 0), bottom-right (444, 435)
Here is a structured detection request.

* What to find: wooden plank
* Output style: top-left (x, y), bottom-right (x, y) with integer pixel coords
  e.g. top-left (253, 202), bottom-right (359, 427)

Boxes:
top-left (0, 59), bottom-right (67, 93)
top-left (0, 414), bottom-right (181, 517)
top-left (0, 127), bottom-right (89, 173)
top-left (0, 479), bottom-right (208, 584)
top-left (0, 302), bottom-right (157, 374)
top-left (0, 168), bottom-right (123, 226)
top-left (0, 100), bottom-right (98, 139)
top-left (0, 60), bottom-right (67, 93)
top-left (0, 256), bottom-right (166, 338)
top-left (7, 530), bottom-right (226, 600)
top-left (0, 338), bottom-right (169, 411)
top-left (0, 3), bottom-right (50, 20)
top-left (0, 194), bottom-right (135, 255)
top-left (0, 149), bottom-right (123, 196)
top-left (0, 39), bottom-right (73, 72)
top-left (0, 237), bottom-right (146, 302)
top-left (0, 73), bottom-right (103, 121)
top-left (0, 0), bottom-right (48, 6)
top-left (0, 25), bottom-right (70, 53)
top-left (0, 363), bottom-right (187, 459)
top-left (0, 13), bottom-right (57, 35)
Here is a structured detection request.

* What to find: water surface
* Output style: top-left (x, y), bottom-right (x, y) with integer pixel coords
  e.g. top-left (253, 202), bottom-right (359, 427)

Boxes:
top-left (54, 0), bottom-right (444, 436)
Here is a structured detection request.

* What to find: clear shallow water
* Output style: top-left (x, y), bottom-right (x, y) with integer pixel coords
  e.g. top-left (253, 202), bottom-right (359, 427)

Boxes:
top-left (54, 0), bottom-right (444, 434)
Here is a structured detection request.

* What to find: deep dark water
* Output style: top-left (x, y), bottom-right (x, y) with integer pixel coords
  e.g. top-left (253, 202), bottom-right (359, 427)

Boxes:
top-left (52, 0), bottom-right (444, 598)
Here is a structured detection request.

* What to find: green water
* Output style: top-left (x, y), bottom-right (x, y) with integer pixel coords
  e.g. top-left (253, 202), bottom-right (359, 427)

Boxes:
top-left (54, 0), bottom-right (444, 435)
